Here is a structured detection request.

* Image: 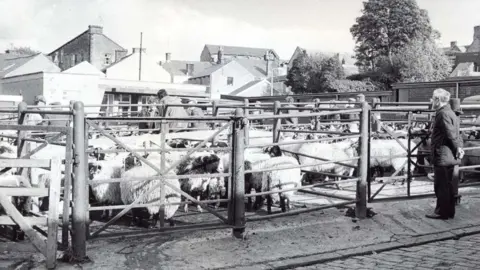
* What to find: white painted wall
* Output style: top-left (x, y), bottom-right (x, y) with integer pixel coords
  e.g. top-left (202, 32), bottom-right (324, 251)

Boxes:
top-left (105, 52), bottom-right (171, 82)
top-left (210, 61), bottom-right (255, 98)
top-left (236, 80), bottom-right (271, 97)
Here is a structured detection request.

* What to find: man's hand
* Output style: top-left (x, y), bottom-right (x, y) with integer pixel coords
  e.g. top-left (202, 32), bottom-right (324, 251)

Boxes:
top-left (456, 148), bottom-right (465, 159)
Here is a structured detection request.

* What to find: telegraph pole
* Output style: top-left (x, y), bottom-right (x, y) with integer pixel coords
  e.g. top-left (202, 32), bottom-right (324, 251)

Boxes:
top-left (139, 32), bottom-right (143, 81)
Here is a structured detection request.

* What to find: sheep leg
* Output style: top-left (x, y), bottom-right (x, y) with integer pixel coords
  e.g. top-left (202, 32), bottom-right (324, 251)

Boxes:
top-left (183, 197), bottom-right (189, 213)
top-left (196, 195), bottom-right (203, 213)
top-left (267, 195), bottom-right (273, 214)
top-left (279, 194), bottom-right (287, 213)
top-left (215, 195), bottom-right (220, 209)
top-left (168, 219), bottom-right (175, 227)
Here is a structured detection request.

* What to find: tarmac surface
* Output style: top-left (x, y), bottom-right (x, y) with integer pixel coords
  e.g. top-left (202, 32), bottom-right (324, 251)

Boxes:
top-left (2, 189), bottom-right (480, 270)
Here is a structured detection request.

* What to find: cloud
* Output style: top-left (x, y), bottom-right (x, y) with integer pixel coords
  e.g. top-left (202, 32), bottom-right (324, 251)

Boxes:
top-left (0, 0), bottom-right (356, 60)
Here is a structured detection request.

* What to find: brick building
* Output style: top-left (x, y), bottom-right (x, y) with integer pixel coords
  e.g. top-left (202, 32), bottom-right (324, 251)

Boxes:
top-left (443, 25), bottom-right (480, 74)
top-left (48, 25), bottom-right (127, 71)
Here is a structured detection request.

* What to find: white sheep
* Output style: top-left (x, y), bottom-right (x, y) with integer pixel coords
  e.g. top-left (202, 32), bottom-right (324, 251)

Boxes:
top-left (295, 141), bottom-right (357, 183)
top-left (120, 156), bottom-right (181, 227)
top-left (248, 156), bottom-right (302, 212)
top-left (369, 139), bottom-right (418, 178)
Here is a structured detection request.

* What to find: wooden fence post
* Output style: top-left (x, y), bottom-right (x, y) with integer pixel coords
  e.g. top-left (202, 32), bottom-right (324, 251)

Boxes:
top-left (72, 101), bottom-right (88, 261)
top-left (356, 101), bottom-right (369, 218)
top-left (232, 108), bottom-right (245, 239)
top-left (272, 101), bottom-right (281, 143)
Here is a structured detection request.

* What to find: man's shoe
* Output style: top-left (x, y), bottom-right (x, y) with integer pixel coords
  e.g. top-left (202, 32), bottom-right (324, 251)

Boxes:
top-left (425, 213), bottom-right (449, 220)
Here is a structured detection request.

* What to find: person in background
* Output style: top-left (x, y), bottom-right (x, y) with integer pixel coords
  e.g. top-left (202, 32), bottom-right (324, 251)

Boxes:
top-left (186, 100), bottom-right (207, 130)
top-left (156, 89), bottom-right (189, 133)
top-left (283, 96), bottom-right (298, 126)
top-left (252, 101), bottom-right (264, 126)
top-left (449, 98), bottom-right (464, 205)
top-left (30, 95), bottom-right (49, 126)
top-left (426, 89), bottom-right (464, 220)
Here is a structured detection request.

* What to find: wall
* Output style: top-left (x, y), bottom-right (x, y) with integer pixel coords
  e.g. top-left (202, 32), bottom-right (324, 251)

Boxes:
top-left (1, 73), bottom-right (44, 105)
top-left (105, 52), bottom-right (170, 82)
top-left (5, 55), bottom-right (61, 78)
top-left (48, 26), bottom-right (125, 71)
top-left (172, 75), bottom-right (189, 83)
top-left (210, 61), bottom-right (255, 98)
top-left (236, 81), bottom-right (271, 97)
top-left (49, 30), bottom-right (91, 71)
top-left (90, 32), bottom-right (125, 71)
top-left (43, 72), bottom-right (103, 107)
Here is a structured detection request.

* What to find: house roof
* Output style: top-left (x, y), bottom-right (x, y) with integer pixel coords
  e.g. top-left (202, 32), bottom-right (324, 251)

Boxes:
top-left (101, 53), bottom-right (133, 71)
top-left (235, 58), bottom-right (268, 78)
top-left (204, 44), bottom-right (279, 59)
top-left (0, 53), bottom-right (39, 78)
top-left (229, 80), bottom-right (269, 96)
top-left (162, 60), bottom-right (213, 76)
top-left (48, 26), bottom-right (125, 56)
top-left (189, 61), bottom-right (232, 78)
top-left (63, 61), bottom-right (104, 75)
top-left (442, 45), bottom-right (469, 54)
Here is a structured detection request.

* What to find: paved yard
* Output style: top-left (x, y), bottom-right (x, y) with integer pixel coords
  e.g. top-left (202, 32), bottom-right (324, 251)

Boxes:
top-left (295, 234), bottom-right (480, 270)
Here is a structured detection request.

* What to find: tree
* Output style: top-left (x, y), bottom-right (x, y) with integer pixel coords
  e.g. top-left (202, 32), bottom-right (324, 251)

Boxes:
top-left (350, 0), bottom-right (435, 70)
top-left (5, 45), bottom-right (40, 56)
top-left (285, 52), bottom-right (312, 94)
top-left (285, 53), bottom-right (348, 94)
top-left (393, 36), bottom-right (451, 82)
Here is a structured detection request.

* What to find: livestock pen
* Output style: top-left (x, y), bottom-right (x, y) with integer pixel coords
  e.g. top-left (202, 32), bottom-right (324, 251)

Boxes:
top-left (3, 97), bottom-right (480, 268)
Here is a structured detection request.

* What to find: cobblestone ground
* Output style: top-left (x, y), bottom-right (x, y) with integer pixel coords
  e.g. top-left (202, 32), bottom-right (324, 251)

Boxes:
top-left (295, 234), bottom-right (480, 270)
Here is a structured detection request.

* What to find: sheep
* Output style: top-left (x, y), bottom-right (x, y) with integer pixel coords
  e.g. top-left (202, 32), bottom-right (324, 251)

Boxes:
top-left (120, 156), bottom-right (181, 228)
top-left (176, 153), bottom-right (225, 213)
top-left (295, 142), bottom-right (356, 183)
top-left (0, 142), bottom-right (16, 174)
top-left (369, 138), bottom-right (418, 180)
top-left (247, 156), bottom-right (302, 213)
top-left (88, 160), bottom-right (123, 220)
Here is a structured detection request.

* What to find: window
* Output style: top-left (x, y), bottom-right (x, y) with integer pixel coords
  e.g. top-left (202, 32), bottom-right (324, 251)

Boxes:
top-left (227, 77), bottom-right (234, 86)
top-left (475, 63), bottom-right (480, 72)
top-left (104, 53), bottom-right (112, 65)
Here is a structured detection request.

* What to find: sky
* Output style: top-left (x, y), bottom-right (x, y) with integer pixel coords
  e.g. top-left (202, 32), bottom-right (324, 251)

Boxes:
top-left (0, 0), bottom-right (479, 62)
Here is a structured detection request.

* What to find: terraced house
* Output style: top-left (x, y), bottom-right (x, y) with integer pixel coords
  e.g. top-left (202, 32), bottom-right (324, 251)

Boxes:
top-left (185, 44), bottom-right (289, 98)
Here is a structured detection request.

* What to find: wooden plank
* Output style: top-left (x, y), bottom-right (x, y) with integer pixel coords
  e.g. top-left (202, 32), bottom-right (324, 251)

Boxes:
top-left (0, 216), bottom-right (47, 226)
top-left (46, 158), bottom-right (61, 269)
top-left (0, 187), bottom-right (48, 197)
top-left (0, 191), bottom-right (47, 257)
top-left (0, 125), bottom-right (67, 132)
top-left (0, 159), bottom-right (50, 168)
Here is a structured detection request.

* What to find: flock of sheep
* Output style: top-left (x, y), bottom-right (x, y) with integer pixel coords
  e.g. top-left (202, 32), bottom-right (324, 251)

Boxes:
top-left (3, 106), bottom-right (480, 232)
top-left (0, 119), bottom-right (429, 231)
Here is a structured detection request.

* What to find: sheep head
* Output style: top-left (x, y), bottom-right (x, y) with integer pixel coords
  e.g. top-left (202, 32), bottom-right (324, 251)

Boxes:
top-left (263, 145), bottom-right (282, 157)
top-left (88, 163), bottom-right (101, 180)
top-left (201, 154), bottom-right (222, 173)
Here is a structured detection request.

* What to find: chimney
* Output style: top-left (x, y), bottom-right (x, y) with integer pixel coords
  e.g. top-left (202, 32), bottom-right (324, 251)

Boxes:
top-left (88, 25), bottom-right (103, 34)
top-left (217, 47), bottom-right (224, 64)
top-left (132, 48), bottom-right (146, 53)
top-left (475, 26), bottom-right (480, 40)
top-left (451, 41), bottom-right (458, 48)
top-left (186, 63), bottom-right (195, 76)
top-left (265, 51), bottom-right (272, 77)
top-left (115, 49), bottom-right (128, 62)
top-left (165, 52), bottom-right (171, 63)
